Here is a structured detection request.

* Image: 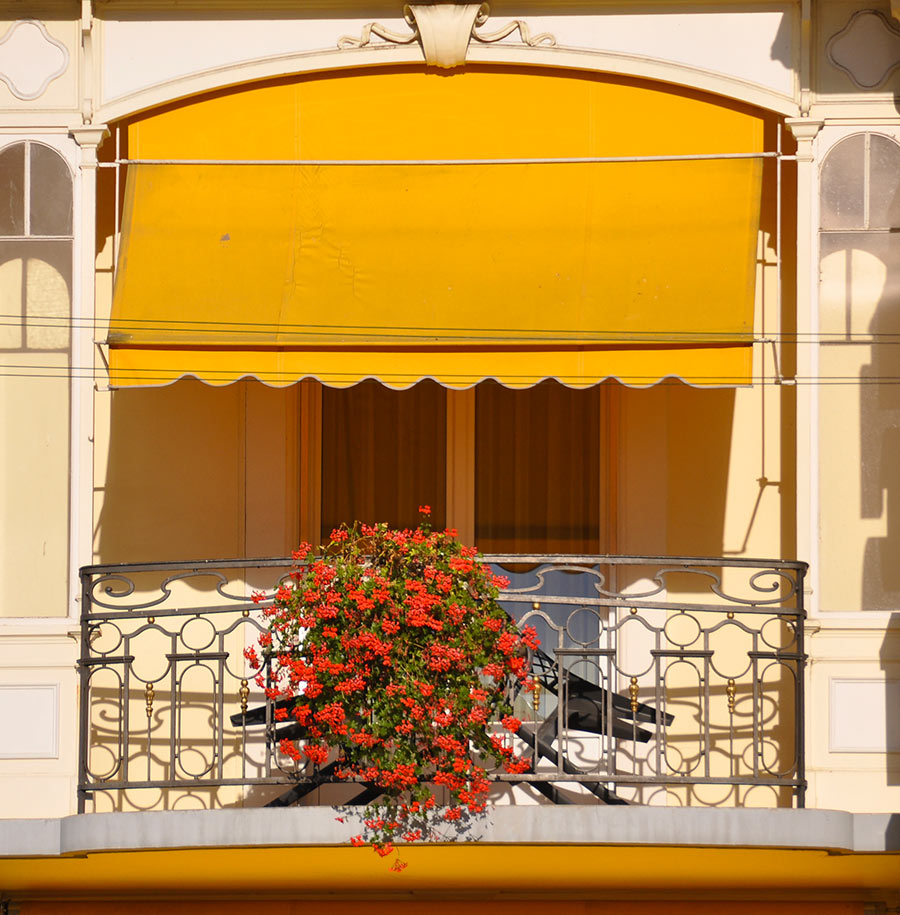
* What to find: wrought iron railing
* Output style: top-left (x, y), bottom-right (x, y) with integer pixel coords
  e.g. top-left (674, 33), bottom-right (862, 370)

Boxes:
top-left (78, 555), bottom-right (807, 812)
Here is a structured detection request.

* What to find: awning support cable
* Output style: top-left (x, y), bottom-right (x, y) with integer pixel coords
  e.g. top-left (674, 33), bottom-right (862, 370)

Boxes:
top-left (98, 151), bottom-right (788, 167)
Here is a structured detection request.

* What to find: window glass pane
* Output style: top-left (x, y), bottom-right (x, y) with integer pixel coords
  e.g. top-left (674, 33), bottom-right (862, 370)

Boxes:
top-left (29, 144), bottom-right (72, 237)
top-left (867, 134), bottom-right (900, 229)
top-left (0, 241), bottom-right (24, 349)
top-left (24, 239), bottom-right (71, 349)
top-left (819, 232), bottom-right (900, 337)
top-left (475, 380), bottom-right (602, 554)
top-left (321, 380), bottom-right (446, 538)
top-left (0, 144), bottom-right (24, 236)
top-left (0, 240), bottom-right (72, 350)
top-left (821, 134), bottom-right (866, 230)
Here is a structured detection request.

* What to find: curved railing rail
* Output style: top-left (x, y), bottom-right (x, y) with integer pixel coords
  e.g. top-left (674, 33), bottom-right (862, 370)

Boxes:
top-left (78, 554), bottom-right (806, 812)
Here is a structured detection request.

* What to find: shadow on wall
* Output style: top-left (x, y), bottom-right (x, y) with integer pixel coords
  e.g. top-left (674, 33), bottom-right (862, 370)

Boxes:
top-left (660, 385), bottom-right (735, 559)
top-left (861, 131), bottom-right (900, 605)
top-left (95, 379), bottom-right (248, 563)
top-left (647, 111), bottom-right (792, 565)
top-left (820, 131), bottom-right (900, 609)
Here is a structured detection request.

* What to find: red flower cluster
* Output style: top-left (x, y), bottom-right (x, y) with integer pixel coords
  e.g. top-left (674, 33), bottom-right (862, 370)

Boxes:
top-left (246, 509), bottom-right (536, 867)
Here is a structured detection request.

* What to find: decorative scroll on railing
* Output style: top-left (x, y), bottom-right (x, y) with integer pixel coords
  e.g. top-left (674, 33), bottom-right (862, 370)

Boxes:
top-left (78, 555), bottom-right (806, 813)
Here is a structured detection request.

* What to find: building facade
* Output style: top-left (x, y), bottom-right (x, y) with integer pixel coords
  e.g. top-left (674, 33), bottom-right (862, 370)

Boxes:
top-left (0, 0), bottom-right (898, 909)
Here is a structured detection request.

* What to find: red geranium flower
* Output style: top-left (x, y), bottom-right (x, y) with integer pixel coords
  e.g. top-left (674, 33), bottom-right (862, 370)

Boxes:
top-left (254, 514), bottom-right (537, 869)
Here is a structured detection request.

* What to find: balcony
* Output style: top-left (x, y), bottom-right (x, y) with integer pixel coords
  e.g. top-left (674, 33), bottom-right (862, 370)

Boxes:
top-left (77, 554), bottom-right (807, 813)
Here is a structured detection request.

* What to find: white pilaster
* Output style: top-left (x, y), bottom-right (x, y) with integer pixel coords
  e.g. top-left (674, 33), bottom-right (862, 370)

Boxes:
top-left (68, 125), bottom-right (108, 617)
top-left (786, 118), bottom-right (823, 615)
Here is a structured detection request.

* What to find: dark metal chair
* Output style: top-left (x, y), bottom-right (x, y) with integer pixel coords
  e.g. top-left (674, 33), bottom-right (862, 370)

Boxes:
top-left (231, 643), bottom-right (673, 807)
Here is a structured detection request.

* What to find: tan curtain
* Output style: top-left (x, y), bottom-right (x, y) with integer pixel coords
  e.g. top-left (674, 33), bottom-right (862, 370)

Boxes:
top-left (321, 381), bottom-right (446, 538)
top-left (475, 381), bottom-right (603, 555)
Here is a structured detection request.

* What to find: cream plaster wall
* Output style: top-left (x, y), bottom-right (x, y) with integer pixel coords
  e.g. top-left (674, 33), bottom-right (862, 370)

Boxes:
top-left (0, 629), bottom-right (79, 818)
top-left (816, 124), bottom-right (900, 616)
top-left (0, 9), bottom-right (79, 116)
top-left (806, 623), bottom-right (900, 811)
top-left (97, 5), bottom-right (795, 110)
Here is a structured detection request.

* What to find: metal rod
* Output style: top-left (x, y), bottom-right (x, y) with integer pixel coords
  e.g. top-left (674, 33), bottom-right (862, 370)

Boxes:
top-left (121, 635), bottom-right (130, 786)
top-left (97, 151), bottom-right (784, 167)
top-left (796, 568), bottom-right (807, 808)
top-left (23, 140), bottom-right (30, 236)
top-left (76, 567), bottom-right (92, 814)
top-left (216, 654), bottom-right (225, 782)
top-left (113, 124), bottom-right (120, 283)
top-left (703, 640), bottom-right (711, 782)
top-left (80, 553), bottom-right (809, 574)
top-left (776, 121), bottom-right (783, 382)
top-left (752, 634), bottom-right (760, 782)
top-left (169, 632), bottom-right (178, 783)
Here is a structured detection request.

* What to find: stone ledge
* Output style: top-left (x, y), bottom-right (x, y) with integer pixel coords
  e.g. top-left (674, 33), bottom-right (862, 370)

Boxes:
top-left (1, 806), bottom-right (898, 858)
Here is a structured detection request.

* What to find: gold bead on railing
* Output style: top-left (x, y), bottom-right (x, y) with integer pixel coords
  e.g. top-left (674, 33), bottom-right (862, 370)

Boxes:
top-left (532, 601), bottom-right (541, 611)
top-left (629, 677), bottom-right (639, 715)
top-left (144, 682), bottom-right (155, 720)
top-left (531, 676), bottom-right (542, 709)
top-left (242, 609), bottom-right (250, 618)
top-left (240, 679), bottom-right (250, 715)
top-left (726, 679), bottom-right (736, 715)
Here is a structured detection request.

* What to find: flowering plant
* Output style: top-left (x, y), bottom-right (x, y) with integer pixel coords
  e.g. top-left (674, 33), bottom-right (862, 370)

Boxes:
top-left (244, 507), bottom-right (538, 868)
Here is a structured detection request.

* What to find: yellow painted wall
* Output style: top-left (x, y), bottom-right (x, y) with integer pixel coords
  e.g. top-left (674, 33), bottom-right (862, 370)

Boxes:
top-left (92, 379), bottom-right (298, 562)
top-left (0, 143), bottom-right (74, 617)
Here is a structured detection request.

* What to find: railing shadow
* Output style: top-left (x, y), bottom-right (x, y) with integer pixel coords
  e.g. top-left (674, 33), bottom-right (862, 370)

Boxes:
top-left (78, 554), bottom-right (807, 812)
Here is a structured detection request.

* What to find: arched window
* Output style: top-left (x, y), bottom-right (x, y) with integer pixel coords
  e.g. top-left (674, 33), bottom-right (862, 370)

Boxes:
top-left (0, 140), bottom-right (72, 351)
top-left (821, 132), bottom-right (900, 231)
top-left (818, 132), bottom-right (900, 611)
top-left (0, 140), bottom-right (72, 617)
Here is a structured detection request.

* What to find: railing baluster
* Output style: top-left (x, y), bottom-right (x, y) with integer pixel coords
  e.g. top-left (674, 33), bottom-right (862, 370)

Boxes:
top-left (75, 554), bottom-right (808, 809)
top-left (77, 567), bottom-right (92, 814)
top-left (169, 632), bottom-right (178, 783)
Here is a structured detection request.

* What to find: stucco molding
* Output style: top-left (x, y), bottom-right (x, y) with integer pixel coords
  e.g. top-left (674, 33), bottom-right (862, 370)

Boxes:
top-left (786, 117), bottom-right (824, 161)
top-left (336, 12), bottom-right (419, 53)
top-left (826, 9), bottom-right (900, 91)
top-left (0, 19), bottom-right (69, 101)
top-left (471, 4), bottom-right (557, 50)
top-left (94, 45), bottom-right (799, 125)
top-left (70, 124), bottom-right (110, 167)
top-left (337, 3), bottom-right (557, 69)
top-left (407, 3), bottom-right (482, 68)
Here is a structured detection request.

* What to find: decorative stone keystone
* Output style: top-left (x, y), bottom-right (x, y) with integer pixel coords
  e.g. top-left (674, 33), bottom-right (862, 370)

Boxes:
top-left (405, 3), bottom-right (483, 68)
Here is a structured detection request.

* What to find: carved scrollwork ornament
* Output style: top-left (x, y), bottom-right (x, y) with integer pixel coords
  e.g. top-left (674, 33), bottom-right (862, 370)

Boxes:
top-left (472, 4), bottom-right (557, 48)
top-left (337, 12), bottom-right (419, 51)
top-left (338, 2), bottom-right (557, 69)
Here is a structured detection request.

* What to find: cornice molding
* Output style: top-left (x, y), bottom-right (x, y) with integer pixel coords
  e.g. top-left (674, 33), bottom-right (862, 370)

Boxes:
top-left (785, 116), bottom-right (823, 161)
top-left (69, 123), bottom-right (109, 165)
top-left (95, 45), bottom-right (800, 124)
top-left (92, 0), bottom-right (793, 9)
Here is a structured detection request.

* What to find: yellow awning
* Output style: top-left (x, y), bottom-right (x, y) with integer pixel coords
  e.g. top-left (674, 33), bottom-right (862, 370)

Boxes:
top-left (108, 68), bottom-right (765, 389)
